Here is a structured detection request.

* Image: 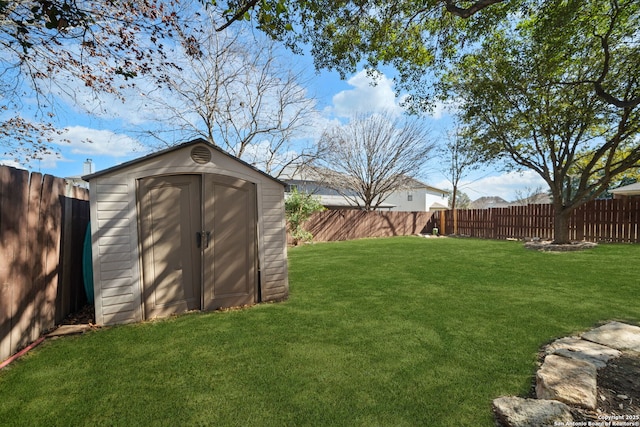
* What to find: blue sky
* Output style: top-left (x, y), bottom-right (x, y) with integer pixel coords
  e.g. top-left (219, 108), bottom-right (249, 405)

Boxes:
top-left (3, 37), bottom-right (547, 202)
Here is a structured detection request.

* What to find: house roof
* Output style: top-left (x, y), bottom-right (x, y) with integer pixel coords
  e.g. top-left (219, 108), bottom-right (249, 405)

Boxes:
top-left (321, 194), bottom-right (396, 209)
top-left (400, 177), bottom-right (449, 196)
top-left (610, 182), bottom-right (640, 196)
top-left (469, 196), bottom-right (510, 209)
top-left (429, 202), bottom-right (449, 211)
top-left (278, 164), bottom-right (321, 181)
top-left (510, 193), bottom-right (553, 206)
top-left (82, 138), bottom-right (285, 185)
top-left (280, 165), bottom-right (448, 195)
top-left (292, 194), bottom-right (396, 210)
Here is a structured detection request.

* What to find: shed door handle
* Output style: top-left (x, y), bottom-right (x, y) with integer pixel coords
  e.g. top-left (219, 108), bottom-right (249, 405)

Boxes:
top-left (196, 231), bottom-right (211, 248)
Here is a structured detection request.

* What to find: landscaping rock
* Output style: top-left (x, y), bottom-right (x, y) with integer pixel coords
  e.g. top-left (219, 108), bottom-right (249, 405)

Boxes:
top-left (581, 321), bottom-right (640, 352)
top-left (536, 355), bottom-right (597, 409)
top-left (545, 337), bottom-right (622, 368)
top-left (524, 240), bottom-right (597, 251)
top-left (493, 396), bottom-right (573, 427)
top-left (494, 322), bottom-right (640, 426)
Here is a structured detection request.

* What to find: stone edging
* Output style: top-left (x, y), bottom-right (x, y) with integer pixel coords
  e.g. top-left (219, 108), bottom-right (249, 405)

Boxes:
top-left (524, 240), bottom-right (598, 252)
top-left (493, 321), bottom-right (640, 426)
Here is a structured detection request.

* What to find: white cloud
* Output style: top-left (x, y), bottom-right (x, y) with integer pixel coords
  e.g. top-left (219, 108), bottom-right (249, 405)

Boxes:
top-left (330, 70), bottom-right (455, 122)
top-left (430, 99), bottom-right (459, 120)
top-left (331, 70), bottom-right (403, 117)
top-left (460, 170), bottom-right (548, 202)
top-left (430, 170), bottom-right (548, 202)
top-left (56, 126), bottom-right (146, 157)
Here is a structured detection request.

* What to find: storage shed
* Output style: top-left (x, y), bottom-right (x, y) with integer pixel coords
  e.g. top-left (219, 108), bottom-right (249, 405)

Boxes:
top-left (83, 139), bottom-right (288, 325)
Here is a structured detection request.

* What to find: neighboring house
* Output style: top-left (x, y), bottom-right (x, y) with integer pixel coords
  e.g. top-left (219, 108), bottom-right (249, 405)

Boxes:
top-left (469, 196), bottom-right (510, 209)
top-left (610, 182), bottom-right (640, 199)
top-left (65, 159), bottom-right (95, 189)
top-left (382, 178), bottom-right (449, 212)
top-left (281, 166), bottom-right (448, 212)
top-left (282, 171), bottom-right (396, 209)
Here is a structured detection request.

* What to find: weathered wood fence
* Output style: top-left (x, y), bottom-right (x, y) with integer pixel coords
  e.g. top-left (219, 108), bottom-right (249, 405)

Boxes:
top-left (428, 199), bottom-right (640, 243)
top-left (293, 210), bottom-right (434, 243)
top-left (0, 166), bottom-right (90, 361)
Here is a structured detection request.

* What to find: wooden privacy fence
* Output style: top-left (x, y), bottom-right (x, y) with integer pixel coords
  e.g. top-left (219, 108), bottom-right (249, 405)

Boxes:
top-left (428, 199), bottom-right (640, 243)
top-left (293, 210), bottom-right (434, 243)
top-left (0, 166), bottom-right (90, 361)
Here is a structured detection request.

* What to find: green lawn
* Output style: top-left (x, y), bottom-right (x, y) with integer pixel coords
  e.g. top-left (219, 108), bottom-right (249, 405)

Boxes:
top-left (1, 237), bottom-right (639, 426)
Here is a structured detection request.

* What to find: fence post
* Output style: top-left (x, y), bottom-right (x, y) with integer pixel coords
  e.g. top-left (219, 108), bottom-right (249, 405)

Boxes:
top-left (441, 211), bottom-right (446, 235)
top-left (575, 203), bottom-right (585, 241)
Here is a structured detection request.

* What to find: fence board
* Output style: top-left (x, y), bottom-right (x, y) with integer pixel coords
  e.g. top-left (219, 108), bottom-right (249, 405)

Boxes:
top-left (429, 199), bottom-right (640, 243)
top-left (25, 172), bottom-right (44, 344)
top-left (0, 167), bottom-right (16, 361)
top-left (9, 168), bottom-right (32, 352)
top-left (295, 210), bottom-right (434, 244)
top-left (0, 166), bottom-right (89, 361)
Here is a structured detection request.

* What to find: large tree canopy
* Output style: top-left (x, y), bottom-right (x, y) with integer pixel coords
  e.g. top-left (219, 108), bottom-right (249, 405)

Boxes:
top-left (216, 0), bottom-right (639, 112)
top-left (445, 0), bottom-right (640, 243)
top-left (215, 0), bottom-right (511, 103)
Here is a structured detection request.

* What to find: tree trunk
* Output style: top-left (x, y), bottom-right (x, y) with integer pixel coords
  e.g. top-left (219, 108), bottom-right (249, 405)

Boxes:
top-left (452, 186), bottom-right (458, 235)
top-left (553, 208), bottom-right (572, 244)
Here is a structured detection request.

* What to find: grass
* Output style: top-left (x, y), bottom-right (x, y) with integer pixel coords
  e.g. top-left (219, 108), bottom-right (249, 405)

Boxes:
top-left (1, 237), bottom-right (639, 426)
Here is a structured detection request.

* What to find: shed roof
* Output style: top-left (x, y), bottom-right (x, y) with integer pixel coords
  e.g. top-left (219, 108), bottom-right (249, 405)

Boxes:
top-left (82, 138), bottom-right (285, 186)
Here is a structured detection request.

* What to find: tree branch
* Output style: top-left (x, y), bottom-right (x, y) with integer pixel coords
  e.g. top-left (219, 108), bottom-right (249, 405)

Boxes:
top-left (215, 0), bottom-right (260, 32)
top-left (591, 0), bottom-right (639, 109)
top-left (442, 0), bottom-right (505, 18)
top-left (592, 32), bottom-right (640, 108)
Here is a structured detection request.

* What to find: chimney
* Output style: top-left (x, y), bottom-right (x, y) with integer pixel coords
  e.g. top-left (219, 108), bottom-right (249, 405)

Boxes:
top-left (83, 159), bottom-right (95, 175)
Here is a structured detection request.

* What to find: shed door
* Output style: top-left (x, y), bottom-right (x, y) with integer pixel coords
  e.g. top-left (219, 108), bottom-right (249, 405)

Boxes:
top-left (139, 174), bottom-right (257, 319)
top-left (203, 174), bottom-right (257, 310)
top-left (139, 175), bottom-right (202, 319)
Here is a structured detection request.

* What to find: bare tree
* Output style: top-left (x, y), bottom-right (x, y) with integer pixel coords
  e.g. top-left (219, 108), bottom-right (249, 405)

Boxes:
top-left (316, 111), bottom-right (434, 210)
top-left (511, 186), bottom-right (547, 206)
top-left (438, 126), bottom-right (484, 234)
top-left (449, 190), bottom-right (471, 210)
top-left (141, 20), bottom-right (320, 178)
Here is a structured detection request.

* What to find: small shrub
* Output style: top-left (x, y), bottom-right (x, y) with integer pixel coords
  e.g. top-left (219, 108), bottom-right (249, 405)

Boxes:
top-left (285, 188), bottom-right (325, 245)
